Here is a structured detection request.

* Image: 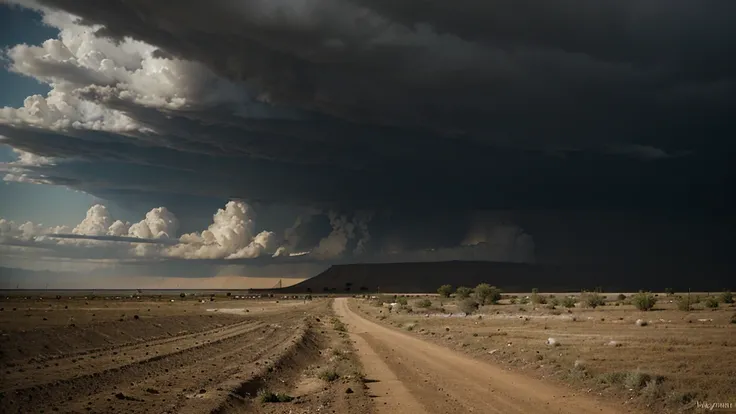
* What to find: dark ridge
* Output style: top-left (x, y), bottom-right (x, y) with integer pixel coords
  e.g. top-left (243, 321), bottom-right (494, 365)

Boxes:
top-left (277, 261), bottom-right (733, 294)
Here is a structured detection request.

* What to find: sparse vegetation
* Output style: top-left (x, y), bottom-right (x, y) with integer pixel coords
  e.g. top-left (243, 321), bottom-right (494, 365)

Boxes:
top-left (455, 286), bottom-right (473, 299)
top-left (531, 288), bottom-right (547, 305)
top-left (677, 296), bottom-right (692, 311)
top-left (581, 291), bottom-right (605, 308)
top-left (258, 389), bottom-right (294, 403)
top-left (597, 372), bottom-right (626, 386)
top-left (332, 318), bottom-right (347, 332)
top-left (416, 298), bottom-right (432, 308)
top-left (641, 379), bottom-right (665, 399)
top-left (473, 283), bottom-right (502, 305)
top-left (561, 296), bottom-right (576, 308)
top-left (632, 291), bottom-right (657, 311)
top-left (458, 298), bottom-right (479, 315)
top-left (318, 369), bottom-right (340, 382)
top-left (720, 290), bottom-right (734, 304)
top-left (623, 371), bottom-right (664, 390)
top-left (704, 297), bottom-right (719, 308)
top-left (437, 284), bottom-right (454, 298)
top-left (396, 296), bottom-right (408, 306)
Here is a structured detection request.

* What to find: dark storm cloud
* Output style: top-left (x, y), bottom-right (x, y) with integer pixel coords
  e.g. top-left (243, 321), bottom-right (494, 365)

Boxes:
top-left (1, 0), bottom-right (734, 267)
top-left (32, 0), bottom-right (736, 151)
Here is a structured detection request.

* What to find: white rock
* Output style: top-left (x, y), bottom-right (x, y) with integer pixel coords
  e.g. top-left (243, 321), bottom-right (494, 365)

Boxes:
top-left (546, 337), bottom-right (559, 346)
top-left (635, 319), bottom-right (647, 326)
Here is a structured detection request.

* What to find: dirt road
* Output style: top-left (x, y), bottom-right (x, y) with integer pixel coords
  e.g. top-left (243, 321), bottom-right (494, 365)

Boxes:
top-left (334, 298), bottom-right (626, 414)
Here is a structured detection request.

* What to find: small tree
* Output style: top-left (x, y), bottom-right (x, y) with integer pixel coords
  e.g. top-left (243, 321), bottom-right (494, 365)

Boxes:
top-left (474, 283), bottom-right (502, 305)
top-left (437, 285), bottom-right (454, 298)
top-left (455, 286), bottom-right (473, 299)
top-left (632, 291), bottom-right (657, 311)
top-left (720, 290), bottom-right (734, 304)
top-left (458, 298), bottom-right (479, 315)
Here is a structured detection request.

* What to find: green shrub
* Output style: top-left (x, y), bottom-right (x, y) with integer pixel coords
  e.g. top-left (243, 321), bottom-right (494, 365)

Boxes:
top-left (258, 389), bottom-right (294, 403)
top-left (458, 298), bottom-right (479, 315)
top-left (665, 288), bottom-right (675, 296)
top-left (437, 284), bottom-right (453, 298)
top-left (704, 297), bottom-right (719, 308)
top-left (396, 296), bottom-right (408, 306)
top-left (720, 290), bottom-right (734, 304)
top-left (509, 297), bottom-right (518, 304)
top-left (455, 286), bottom-right (473, 299)
top-left (617, 293), bottom-right (626, 301)
top-left (561, 296), bottom-right (576, 308)
top-left (520, 296), bottom-right (530, 305)
top-left (549, 297), bottom-right (560, 306)
top-left (474, 283), bottom-right (502, 305)
top-left (632, 291), bottom-right (657, 311)
top-left (416, 298), bottom-right (432, 308)
top-left (582, 292), bottom-right (605, 308)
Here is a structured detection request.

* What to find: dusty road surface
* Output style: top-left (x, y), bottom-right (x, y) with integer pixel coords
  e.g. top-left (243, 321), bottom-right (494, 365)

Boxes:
top-left (334, 298), bottom-right (625, 414)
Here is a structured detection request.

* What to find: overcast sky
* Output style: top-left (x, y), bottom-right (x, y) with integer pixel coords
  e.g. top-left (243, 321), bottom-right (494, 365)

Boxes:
top-left (0, 0), bottom-right (733, 288)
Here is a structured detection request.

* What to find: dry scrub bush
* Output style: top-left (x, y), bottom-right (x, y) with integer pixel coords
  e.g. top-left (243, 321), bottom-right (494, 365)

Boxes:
top-left (458, 298), bottom-right (479, 315)
top-left (632, 291), bottom-right (657, 311)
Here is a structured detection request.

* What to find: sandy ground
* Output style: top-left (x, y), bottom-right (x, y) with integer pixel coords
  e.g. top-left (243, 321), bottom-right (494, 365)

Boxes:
top-left (0, 295), bottom-right (373, 414)
top-left (3, 293), bottom-right (732, 413)
top-left (334, 298), bottom-right (626, 414)
top-left (351, 294), bottom-right (736, 414)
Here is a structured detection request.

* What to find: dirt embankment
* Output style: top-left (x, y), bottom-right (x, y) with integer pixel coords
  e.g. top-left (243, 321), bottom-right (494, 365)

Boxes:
top-left (1, 297), bottom-right (373, 414)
